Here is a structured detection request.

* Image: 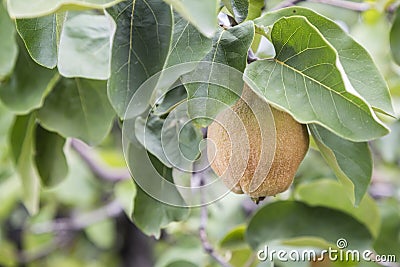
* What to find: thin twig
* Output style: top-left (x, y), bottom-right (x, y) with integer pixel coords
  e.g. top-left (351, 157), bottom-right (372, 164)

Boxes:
top-left (199, 206), bottom-right (232, 267)
top-left (271, 0), bottom-right (304, 10)
top-left (19, 201), bottom-right (121, 263)
top-left (71, 139), bottom-right (130, 182)
top-left (271, 0), bottom-right (371, 11)
top-left (308, 0), bottom-right (371, 11)
top-left (30, 200), bottom-right (123, 234)
top-left (198, 173), bottom-right (232, 267)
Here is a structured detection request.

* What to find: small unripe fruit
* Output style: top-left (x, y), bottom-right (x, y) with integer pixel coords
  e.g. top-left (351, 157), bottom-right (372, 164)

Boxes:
top-left (207, 84), bottom-right (309, 201)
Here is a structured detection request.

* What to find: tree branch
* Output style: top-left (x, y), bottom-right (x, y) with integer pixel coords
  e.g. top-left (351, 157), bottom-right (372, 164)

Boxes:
top-left (199, 205), bottom-right (232, 267)
top-left (308, 0), bottom-right (370, 11)
top-left (271, 0), bottom-right (304, 10)
top-left (70, 139), bottom-right (130, 182)
top-left (29, 200), bottom-right (123, 234)
top-left (20, 201), bottom-right (122, 263)
top-left (197, 172), bottom-right (232, 267)
top-left (272, 0), bottom-right (371, 11)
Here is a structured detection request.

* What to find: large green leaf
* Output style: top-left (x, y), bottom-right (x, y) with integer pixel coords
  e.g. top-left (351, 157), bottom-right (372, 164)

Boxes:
top-left (107, 0), bottom-right (173, 118)
top-left (37, 78), bottom-right (115, 145)
top-left (163, 0), bottom-right (218, 38)
top-left (7, 0), bottom-right (123, 18)
top-left (16, 14), bottom-right (59, 68)
top-left (132, 154), bottom-right (189, 238)
top-left (202, 21), bottom-right (253, 79)
top-left (256, 7), bottom-right (394, 116)
top-left (295, 179), bottom-right (380, 238)
top-left (0, 40), bottom-right (58, 114)
top-left (246, 201), bottom-right (373, 251)
top-left (10, 114), bottom-right (40, 215)
top-left (244, 16), bottom-right (388, 142)
top-left (35, 125), bottom-right (68, 187)
top-left (185, 21), bottom-right (254, 125)
top-left (0, 2), bottom-right (18, 80)
top-left (309, 124), bottom-right (372, 205)
top-left (390, 7), bottom-right (400, 66)
top-left (58, 11), bottom-right (114, 79)
top-left (165, 13), bottom-right (212, 67)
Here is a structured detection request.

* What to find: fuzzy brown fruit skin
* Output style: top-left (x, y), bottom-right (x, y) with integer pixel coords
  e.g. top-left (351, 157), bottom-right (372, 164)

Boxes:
top-left (207, 84), bottom-right (309, 198)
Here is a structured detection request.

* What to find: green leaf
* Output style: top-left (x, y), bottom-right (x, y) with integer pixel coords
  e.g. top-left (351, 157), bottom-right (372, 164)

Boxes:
top-left (58, 11), bottom-right (114, 79)
top-left (220, 225), bottom-right (247, 250)
top-left (230, 0), bottom-right (249, 23)
top-left (107, 0), bottom-right (173, 118)
top-left (16, 14), bottom-right (59, 68)
top-left (132, 154), bottom-right (189, 238)
top-left (390, 7), bottom-right (400, 66)
top-left (153, 86), bottom-right (187, 116)
top-left (85, 219), bottom-right (116, 250)
top-left (222, 0), bottom-right (234, 15)
top-left (246, 201), bottom-right (373, 251)
top-left (244, 16), bottom-right (388, 142)
top-left (255, 7), bottom-right (394, 116)
top-left (228, 248), bottom-right (258, 267)
top-left (154, 244), bottom-right (203, 267)
top-left (37, 78), bottom-right (115, 145)
top-left (135, 112), bottom-right (202, 170)
top-left (10, 114), bottom-right (40, 215)
top-left (0, 176), bottom-right (21, 220)
top-left (229, 0), bottom-right (264, 23)
top-left (295, 179), bottom-right (380, 238)
top-left (114, 179), bottom-right (136, 218)
top-left (309, 124), bottom-right (372, 205)
top-left (7, 0), bottom-right (123, 18)
top-left (0, 240), bottom-right (17, 266)
top-left (203, 21), bottom-right (253, 78)
top-left (34, 125), bottom-right (68, 187)
top-left (163, 0), bottom-right (218, 38)
top-left (0, 2), bottom-right (18, 80)
top-left (165, 261), bottom-right (197, 267)
top-left (47, 148), bottom-right (99, 207)
top-left (186, 21), bottom-right (254, 125)
top-left (0, 40), bottom-right (58, 114)
top-left (247, 0), bottom-right (264, 21)
top-left (165, 13), bottom-right (212, 67)
top-left (124, 111), bottom-right (191, 207)
top-left (373, 199), bottom-right (400, 260)
top-left (0, 101), bottom-right (14, 158)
